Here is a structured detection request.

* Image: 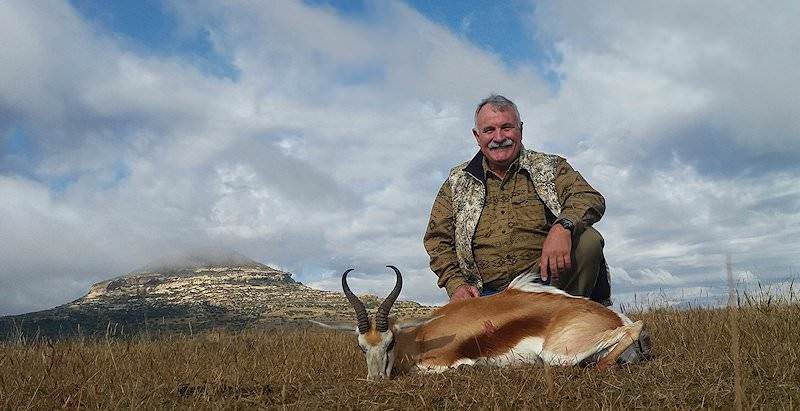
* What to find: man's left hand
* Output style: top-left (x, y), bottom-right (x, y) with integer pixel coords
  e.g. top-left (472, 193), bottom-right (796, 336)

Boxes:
top-left (540, 224), bottom-right (572, 284)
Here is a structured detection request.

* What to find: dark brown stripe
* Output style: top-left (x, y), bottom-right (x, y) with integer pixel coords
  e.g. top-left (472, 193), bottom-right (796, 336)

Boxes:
top-left (455, 315), bottom-right (547, 360)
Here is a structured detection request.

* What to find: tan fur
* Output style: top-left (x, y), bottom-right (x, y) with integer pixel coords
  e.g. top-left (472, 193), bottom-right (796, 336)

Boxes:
top-left (397, 289), bottom-right (627, 369)
top-left (364, 328), bottom-right (382, 346)
top-left (596, 321), bottom-right (643, 371)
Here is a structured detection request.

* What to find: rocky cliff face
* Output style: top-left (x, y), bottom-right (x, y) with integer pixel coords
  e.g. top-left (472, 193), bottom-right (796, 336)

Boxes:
top-left (1, 257), bottom-right (433, 340)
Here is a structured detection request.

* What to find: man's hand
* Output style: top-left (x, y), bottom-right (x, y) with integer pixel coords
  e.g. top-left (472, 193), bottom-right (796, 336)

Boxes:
top-left (540, 224), bottom-right (572, 284)
top-left (450, 284), bottom-right (479, 302)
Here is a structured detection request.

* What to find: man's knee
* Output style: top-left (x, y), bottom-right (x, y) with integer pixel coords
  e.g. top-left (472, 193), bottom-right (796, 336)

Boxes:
top-left (573, 226), bottom-right (604, 264)
top-left (559, 226), bottom-right (608, 301)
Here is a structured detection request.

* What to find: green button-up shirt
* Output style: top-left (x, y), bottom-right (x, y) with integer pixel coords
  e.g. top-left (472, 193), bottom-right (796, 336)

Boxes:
top-left (471, 157), bottom-right (550, 291)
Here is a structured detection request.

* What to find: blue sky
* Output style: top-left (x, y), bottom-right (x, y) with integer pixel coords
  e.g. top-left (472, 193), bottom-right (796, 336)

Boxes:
top-left (69, 0), bottom-right (239, 79)
top-left (70, 0), bottom-right (556, 82)
top-left (1, 0), bottom-right (799, 315)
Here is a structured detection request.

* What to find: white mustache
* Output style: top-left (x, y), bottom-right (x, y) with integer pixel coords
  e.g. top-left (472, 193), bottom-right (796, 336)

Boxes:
top-left (488, 139), bottom-right (514, 149)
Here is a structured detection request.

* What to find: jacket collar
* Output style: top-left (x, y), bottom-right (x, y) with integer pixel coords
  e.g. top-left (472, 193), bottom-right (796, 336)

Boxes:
top-left (464, 151), bottom-right (486, 183)
top-left (463, 148), bottom-right (525, 183)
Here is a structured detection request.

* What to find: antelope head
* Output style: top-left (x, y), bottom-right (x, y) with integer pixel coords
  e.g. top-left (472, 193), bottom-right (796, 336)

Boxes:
top-left (348, 265), bottom-right (403, 381)
top-left (309, 265), bottom-right (441, 381)
top-left (311, 265), bottom-right (410, 381)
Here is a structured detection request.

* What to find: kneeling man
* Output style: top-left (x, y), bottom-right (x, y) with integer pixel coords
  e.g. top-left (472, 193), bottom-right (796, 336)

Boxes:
top-left (424, 94), bottom-right (611, 304)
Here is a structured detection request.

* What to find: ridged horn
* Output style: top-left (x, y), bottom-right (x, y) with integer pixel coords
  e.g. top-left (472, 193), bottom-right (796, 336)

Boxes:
top-left (342, 269), bottom-right (370, 334)
top-left (375, 265), bottom-right (403, 332)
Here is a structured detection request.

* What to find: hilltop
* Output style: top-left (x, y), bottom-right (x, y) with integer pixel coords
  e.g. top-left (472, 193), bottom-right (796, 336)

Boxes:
top-left (0, 251), bottom-right (432, 339)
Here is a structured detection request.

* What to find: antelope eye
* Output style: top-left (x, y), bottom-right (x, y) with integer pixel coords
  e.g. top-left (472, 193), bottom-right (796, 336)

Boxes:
top-left (358, 345), bottom-right (366, 353)
top-left (386, 338), bottom-right (395, 351)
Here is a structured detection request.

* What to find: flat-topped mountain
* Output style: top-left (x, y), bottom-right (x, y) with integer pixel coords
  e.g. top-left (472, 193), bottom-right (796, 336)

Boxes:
top-left (0, 251), bottom-right (433, 340)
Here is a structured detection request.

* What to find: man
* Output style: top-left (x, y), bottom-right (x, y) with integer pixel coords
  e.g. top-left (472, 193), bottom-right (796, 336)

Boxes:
top-left (424, 94), bottom-right (611, 305)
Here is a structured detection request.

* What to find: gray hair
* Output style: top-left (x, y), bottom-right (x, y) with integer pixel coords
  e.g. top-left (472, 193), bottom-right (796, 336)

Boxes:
top-left (474, 94), bottom-right (521, 128)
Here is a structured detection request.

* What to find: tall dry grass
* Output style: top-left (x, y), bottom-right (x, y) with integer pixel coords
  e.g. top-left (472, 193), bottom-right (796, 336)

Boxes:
top-left (1, 299), bottom-right (799, 409)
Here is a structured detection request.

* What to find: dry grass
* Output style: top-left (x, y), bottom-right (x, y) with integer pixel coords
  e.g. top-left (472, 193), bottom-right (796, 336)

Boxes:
top-left (2, 301), bottom-right (799, 410)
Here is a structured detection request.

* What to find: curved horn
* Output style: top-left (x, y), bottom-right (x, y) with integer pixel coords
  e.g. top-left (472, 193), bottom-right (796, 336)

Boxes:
top-left (342, 269), bottom-right (370, 334)
top-left (375, 265), bottom-right (403, 332)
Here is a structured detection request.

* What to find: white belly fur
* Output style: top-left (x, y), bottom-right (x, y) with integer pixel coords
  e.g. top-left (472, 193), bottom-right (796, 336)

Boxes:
top-left (482, 336), bottom-right (545, 367)
top-left (415, 329), bottom-right (634, 372)
top-left (415, 336), bottom-right (546, 373)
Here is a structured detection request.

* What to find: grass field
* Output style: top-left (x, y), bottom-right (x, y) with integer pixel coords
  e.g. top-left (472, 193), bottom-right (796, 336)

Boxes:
top-left (2, 298), bottom-right (799, 409)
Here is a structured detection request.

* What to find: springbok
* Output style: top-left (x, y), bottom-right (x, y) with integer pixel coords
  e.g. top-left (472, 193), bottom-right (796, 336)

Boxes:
top-left (313, 266), bottom-right (650, 381)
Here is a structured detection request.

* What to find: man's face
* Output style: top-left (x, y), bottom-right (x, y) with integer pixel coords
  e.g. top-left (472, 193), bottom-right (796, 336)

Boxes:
top-left (473, 105), bottom-right (523, 169)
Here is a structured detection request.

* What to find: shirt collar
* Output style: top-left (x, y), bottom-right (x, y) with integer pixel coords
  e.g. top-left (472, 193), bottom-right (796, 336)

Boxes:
top-left (482, 151), bottom-right (522, 179)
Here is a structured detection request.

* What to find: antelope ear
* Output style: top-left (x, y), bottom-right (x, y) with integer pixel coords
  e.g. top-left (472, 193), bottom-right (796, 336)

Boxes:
top-left (308, 320), bottom-right (357, 332)
top-left (393, 315), bottom-right (444, 331)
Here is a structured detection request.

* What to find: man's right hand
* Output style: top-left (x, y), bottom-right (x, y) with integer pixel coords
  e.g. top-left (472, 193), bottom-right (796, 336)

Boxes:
top-left (450, 284), bottom-right (480, 302)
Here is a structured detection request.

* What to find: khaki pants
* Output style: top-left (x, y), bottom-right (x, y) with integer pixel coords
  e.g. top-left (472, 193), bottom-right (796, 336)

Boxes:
top-left (559, 227), bottom-right (611, 305)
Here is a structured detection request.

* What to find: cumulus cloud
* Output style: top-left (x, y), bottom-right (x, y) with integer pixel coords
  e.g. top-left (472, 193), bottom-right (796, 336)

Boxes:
top-left (732, 270), bottom-right (758, 284)
top-left (610, 266), bottom-right (684, 287)
top-left (531, 1), bottom-right (800, 156)
top-left (1, 0), bottom-right (798, 315)
top-left (525, 1), bottom-right (800, 303)
top-left (0, 0), bottom-right (548, 314)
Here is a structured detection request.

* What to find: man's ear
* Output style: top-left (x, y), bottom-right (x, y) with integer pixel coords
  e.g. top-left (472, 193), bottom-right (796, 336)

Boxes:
top-left (393, 315), bottom-right (444, 331)
top-left (472, 128), bottom-right (480, 144)
top-left (308, 320), bottom-right (356, 332)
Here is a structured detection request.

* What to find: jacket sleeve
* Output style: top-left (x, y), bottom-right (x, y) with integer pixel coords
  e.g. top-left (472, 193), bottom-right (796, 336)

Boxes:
top-left (423, 181), bottom-right (468, 297)
top-left (553, 157), bottom-right (605, 235)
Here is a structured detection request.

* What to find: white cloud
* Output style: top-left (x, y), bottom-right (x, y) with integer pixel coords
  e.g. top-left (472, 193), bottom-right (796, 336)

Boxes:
top-left (610, 266), bottom-right (684, 286)
top-left (733, 270), bottom-right (758, 284)
top-left (526, 0), bottom-right (800, 296)
top-left (531, 1), bottom-right (800, 154)
top-left (0, 0), bottom-right (550, 314)
top-left (1, 0), bottom-right (799, 316)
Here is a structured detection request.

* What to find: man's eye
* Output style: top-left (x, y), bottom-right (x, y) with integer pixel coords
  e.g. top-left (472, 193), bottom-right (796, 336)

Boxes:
top-left (502, 125), bottom-right (514, 130)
